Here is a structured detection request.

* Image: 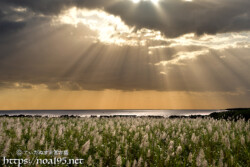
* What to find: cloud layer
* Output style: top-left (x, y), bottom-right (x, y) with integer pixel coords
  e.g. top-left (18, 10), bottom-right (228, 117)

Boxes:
top-left (0, 20), bottom-right (249, 92)
top-left (1, 0), bottom-right (250, 37)
top-left (0, 0), bottom-right (250, 95)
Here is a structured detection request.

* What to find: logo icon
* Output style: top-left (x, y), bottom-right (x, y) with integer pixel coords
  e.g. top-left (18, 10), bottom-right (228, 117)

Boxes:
top-left (16, 149), bottom-right (23, 156)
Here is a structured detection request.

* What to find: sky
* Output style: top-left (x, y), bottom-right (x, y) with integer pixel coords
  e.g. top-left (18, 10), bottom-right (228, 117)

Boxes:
top-left (0, 0), bottom-right (250, 109)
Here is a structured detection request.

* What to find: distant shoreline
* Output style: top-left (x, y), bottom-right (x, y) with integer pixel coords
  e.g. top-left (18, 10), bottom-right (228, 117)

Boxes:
top-left (0, 109), bottom-right (222, 117)
top-left (0, 108), bottom-right (249, 120)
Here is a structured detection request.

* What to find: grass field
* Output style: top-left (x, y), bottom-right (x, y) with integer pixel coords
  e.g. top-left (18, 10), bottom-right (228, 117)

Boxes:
top-left (0, 117), bottom-right (249, 166)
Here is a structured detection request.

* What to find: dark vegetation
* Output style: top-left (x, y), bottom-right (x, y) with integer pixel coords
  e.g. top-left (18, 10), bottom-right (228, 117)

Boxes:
top-left (209, 108), bottom-right (250, 121)
top-left (0, 109), bottom-right (249, 120)
top-left (169, 108), bottom-right (250, 121)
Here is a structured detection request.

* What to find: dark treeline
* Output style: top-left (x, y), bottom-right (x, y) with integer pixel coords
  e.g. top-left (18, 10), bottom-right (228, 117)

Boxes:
top-left (209, 108), bottom-right (250, 121)
top-left (169, 109), bottom-right (249, 121)
top-left (0, 109), bottom-right (249, 120)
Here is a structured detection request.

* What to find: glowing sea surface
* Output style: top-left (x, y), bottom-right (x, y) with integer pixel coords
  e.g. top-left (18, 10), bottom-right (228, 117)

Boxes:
top-left (0, 109), bottom-right (223, 117)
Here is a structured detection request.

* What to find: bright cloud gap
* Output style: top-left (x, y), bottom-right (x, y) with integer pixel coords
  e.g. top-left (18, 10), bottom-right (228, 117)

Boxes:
top-left (55, 7), bottom-right (164, 46)
top-left (132, 0), bottom-right (159, 4)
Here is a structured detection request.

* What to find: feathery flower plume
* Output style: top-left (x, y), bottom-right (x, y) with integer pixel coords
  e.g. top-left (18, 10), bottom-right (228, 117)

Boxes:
top-left (176, 145), bottom-right (182, 155)
top-left (240, 135), bottom-right (245, 145)
top-left (138, 156), bottom-right (143, 167)
top-left (116, 155), bottom-right (122, 167)
top-left (213, 131), bottom-right (219, 142)
top-left (126, 160), bottom-right (131, 167)
top-left (196, 149), bottom-right (205, 167)
top-left (87, 156), bottom-right (92, 166)
top-left (188, 152), bottom-right (193, 163)
top-left (2, 139), bottom-right (11, 156)
top-left (132, 159), bottom-right (137, 167)
top-left (82, 140), bottom-right (90, 155)
top-left (219, 150), bottom-right (224, 167)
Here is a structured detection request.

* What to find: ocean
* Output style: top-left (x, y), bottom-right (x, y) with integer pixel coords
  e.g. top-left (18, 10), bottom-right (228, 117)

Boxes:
top-left (0, 109), bottom-right (223, 117)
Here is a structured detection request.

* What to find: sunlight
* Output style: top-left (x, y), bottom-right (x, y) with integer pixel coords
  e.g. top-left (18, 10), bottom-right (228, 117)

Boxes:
top-left (57, 8), bottom-right (135, 46)
top-left (56, 8), bottom-right (165, 46)
top-left (132, 0), bottom-right (140, 3)
top-left (155, 50), bottom-right (209, 66)
top-left (151, 0), bottom-right (159, 4)
top-left (132, 0), bottom-right (159, 4)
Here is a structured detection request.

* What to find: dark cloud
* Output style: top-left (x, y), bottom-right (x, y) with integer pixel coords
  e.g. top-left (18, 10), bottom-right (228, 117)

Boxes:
top-left (0, 20), bottom-right (26, 36)
top-left (1, 0), bottom-right (250, 37)
top-left (106, 0), bottom-right (250, 37)
top-left (0, 0), bottom-right (71, 15)
top-left (0, 0), bottom-right (114, 15)
top-left (0, 8), bottom-right (26, 37)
